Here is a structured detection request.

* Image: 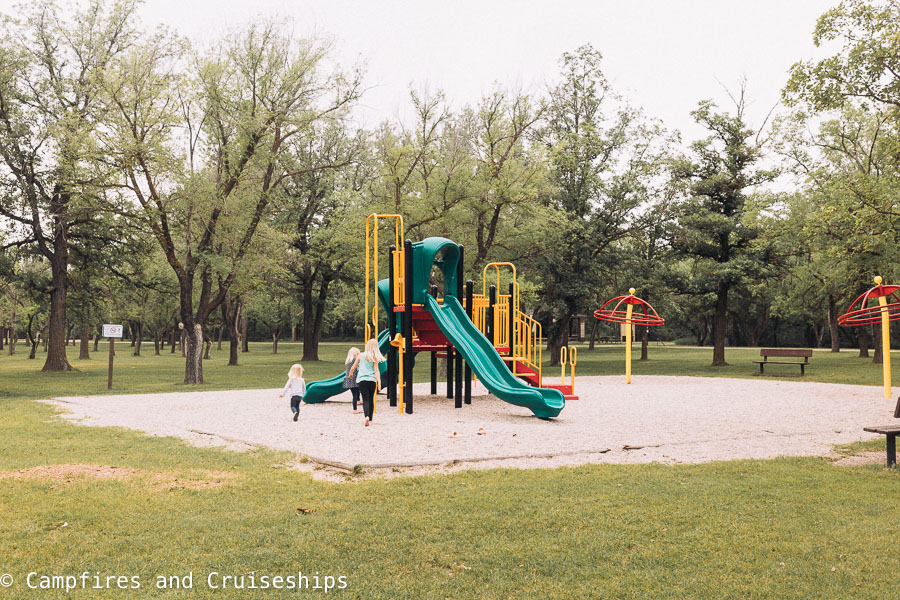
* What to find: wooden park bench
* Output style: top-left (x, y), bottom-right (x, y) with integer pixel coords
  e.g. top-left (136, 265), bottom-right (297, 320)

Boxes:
top-left (753, 348), bottom-right (813, 376)
top-left (862, 399), bottom-right (900, 467)
top-left (862, 426), bottom-right (900, 467)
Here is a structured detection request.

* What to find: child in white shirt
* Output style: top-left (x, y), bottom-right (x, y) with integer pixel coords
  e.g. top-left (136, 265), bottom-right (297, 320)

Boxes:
top-left (279, 364), bottom-right (306, 422)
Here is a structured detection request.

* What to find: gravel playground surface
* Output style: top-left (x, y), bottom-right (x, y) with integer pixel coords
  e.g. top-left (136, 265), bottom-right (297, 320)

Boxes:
top-left (45, 376), bottom-right (897, 478)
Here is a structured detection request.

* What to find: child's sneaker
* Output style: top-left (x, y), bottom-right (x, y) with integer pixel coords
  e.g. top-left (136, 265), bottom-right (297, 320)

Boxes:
top-left (293, 411), bottom-right (299, 422)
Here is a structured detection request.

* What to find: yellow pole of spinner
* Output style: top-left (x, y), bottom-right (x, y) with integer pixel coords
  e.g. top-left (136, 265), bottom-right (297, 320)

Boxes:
top-left (625, 288), bottom-right (635, 384)
top-left (875, 276), bottom-right (892, 400)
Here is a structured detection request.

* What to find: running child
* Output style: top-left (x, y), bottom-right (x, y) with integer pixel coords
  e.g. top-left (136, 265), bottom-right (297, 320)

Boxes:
top-left (279, 364), bottom-right (306, 422)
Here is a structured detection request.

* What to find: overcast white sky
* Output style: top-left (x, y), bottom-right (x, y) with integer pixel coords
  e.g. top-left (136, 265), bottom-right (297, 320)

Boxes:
top-left (2, 0), bottom-right (834, 142)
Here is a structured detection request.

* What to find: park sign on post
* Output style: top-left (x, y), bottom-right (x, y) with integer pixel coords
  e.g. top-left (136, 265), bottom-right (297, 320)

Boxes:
top-left (102, 324), bottom-right (124, 338)
top-left (103, 324), bottom-right (123, 389)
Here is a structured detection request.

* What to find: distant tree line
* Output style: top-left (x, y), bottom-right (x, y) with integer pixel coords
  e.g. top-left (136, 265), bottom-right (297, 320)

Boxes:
top-left (1, 0), bottom-right (898, 382)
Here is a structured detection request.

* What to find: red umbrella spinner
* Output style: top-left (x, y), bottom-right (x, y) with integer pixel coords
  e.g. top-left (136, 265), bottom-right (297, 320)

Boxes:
top-left (594, 289), bottom-right (664, 384)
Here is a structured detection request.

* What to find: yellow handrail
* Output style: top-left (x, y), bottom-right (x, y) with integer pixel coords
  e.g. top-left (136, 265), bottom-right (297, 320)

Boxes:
top-left (516, 310), bottom-right (542, 387)
top-left (364, 214), bottom-right (404, 342)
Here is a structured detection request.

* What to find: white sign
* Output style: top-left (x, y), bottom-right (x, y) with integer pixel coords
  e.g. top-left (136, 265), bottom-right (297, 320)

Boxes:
top-left (102, 324), bottom-right (124, 338)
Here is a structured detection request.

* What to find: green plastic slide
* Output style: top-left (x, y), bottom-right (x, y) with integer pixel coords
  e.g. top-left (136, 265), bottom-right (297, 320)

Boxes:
top-left (303, 328), bottom-right (391, 404)
top-left (425, 295), bottom-right (565, 418)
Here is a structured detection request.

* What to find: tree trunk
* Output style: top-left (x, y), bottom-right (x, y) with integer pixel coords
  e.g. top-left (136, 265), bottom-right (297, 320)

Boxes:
top-left (93, 326), bottom-right (100, 352)
top-left (814, 320), bottom-right (826, 348)
top-left (42, 249), bottom-right (73, 371)
top-left (271, 329), bottom-right (280, 354)
top-left (184, 323), bottom-right (204, 384)
top-left (301, 272), bottom-right (332, 362)
top-left (204, 337), bottom-right (212, 360)
top-left (827, 294), bottom-right (840, 352)
top-left (26, 313), bottom-right (37, 360)
top-left (132, 321), bottom-right (143, 356)
top-left (240, 314), bottom-right (249, 353)
top-left (640, 325), bottom-right (649, 360)
top-left (154, 329), bottom-right (161, 355)
top-left (548, 314), bottom-right (570, 367)
top-left (712, 282), bottom-right (729, 366)
top-left (217, 325), bottom-right (223, 351)
top-left (588, 318), bottom-right (599, 350)
top-left (180, 329), bottom-right (186, 357)
top-left (128, 322), bottom-right (136, 346)
top-left (291, 325), bottom-right (297, 343)
top-left (79, 326), bottom-right (90, 360)
top-left (169, 323), bottom-right (177, 353)
top-left (859, 327), bottom-right (870, 358)
top-left (222, 296), bottom-right (241, 366)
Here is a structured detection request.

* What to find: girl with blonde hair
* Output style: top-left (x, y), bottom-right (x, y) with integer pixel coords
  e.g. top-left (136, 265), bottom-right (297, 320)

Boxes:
top-left (349, 338), bottom-right (384, 426)
top-left (278, 363), bottom-right (306, 422)
top-left (343, 347), bottom-right (361, 413)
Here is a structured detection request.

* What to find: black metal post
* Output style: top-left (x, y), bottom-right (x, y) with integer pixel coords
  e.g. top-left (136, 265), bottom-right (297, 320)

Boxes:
top-left (454, 245), bottom-right (464, 407)
top-left (464, 280), bottom-right (473, 405)
top-left (387, 244), bottom-right (397, 407)
top-left (430, 351), bottom-right (437, 395)
top-left (403, 240), bottom-right (414, 414)
top-left (446, 344), bottom-right (453, 399)
top-left (888, 434), bottom-right (897, 467)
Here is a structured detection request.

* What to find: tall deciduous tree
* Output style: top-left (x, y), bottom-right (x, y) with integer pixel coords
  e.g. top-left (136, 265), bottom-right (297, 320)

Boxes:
top-left (0, 0), bottom-right (139, 371)
top-left (103, 21), bottom-right (361, 383)
top-left (672, 91), bottom-right (778, 366)
top-left (536, 45), bottom-right (669, 365)
top-left (281, 120), bottom-right (363, 361)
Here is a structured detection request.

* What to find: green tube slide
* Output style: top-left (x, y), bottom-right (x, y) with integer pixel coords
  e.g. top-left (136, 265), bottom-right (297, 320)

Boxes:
top-left (424, 295), bottom-right (565, 418)
top-left (303, 328), bottom-right (391, 404)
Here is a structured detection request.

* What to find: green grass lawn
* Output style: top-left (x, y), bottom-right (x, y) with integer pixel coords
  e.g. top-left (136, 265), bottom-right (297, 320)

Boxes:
top-left (0, 341), bottom-right (898, 598)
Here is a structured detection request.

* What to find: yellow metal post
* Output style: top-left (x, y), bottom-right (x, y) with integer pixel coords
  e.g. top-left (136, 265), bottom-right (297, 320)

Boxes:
top-left (391, 333), bottom-right (405, 413)
top-left (876, 276), bottom-right (892, 400)
top-left (570, 347), bottom-right (577, 394)
top-left (625, 288), bottom-right (635, 384)
top-left (560, 346), bottom-right (567, 384)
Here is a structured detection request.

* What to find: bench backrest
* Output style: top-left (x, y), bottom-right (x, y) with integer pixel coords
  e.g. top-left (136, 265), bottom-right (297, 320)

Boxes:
top-left (760, 348), bottom-right (813, 358)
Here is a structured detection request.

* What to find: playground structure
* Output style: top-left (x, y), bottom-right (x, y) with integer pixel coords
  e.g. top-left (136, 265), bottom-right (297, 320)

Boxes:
top-left (594, 288), bottom-right (664, 384)
top-left (303, 215), bottom-right (573, 418)
top-left (838, 276), bottom-right (900, 399)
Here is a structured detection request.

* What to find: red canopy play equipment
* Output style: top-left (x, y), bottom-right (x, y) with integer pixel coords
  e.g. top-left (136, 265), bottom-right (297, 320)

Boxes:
top-left (594, 292), bottom-right (666, 327)
top-left (594, 288), bottom-right (664, 384)
top-left (838, 276), bottom-right (900, 399)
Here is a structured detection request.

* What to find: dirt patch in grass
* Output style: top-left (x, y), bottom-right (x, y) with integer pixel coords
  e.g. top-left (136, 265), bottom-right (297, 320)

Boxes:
top-left (830, 451), bottom-right (888, 467)
top-left (0, 464), bottom-right (240, 490)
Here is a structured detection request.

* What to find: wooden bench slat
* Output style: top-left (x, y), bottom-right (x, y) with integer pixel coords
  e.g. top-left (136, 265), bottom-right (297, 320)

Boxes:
top-left (752, 360), bottom-right (809, 365)
top-left (863, 426), bottom-right (900, 434)
top-left (760, 348), bottom-right (813, 358)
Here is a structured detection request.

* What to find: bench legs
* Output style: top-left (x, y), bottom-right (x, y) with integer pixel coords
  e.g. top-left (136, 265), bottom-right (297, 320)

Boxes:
top-left (800, 363), bottom-right (805, 376)
top-left (888, 434), bottom-right (897, 467)
top-left (759, 363), bottom-right (764, 375)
